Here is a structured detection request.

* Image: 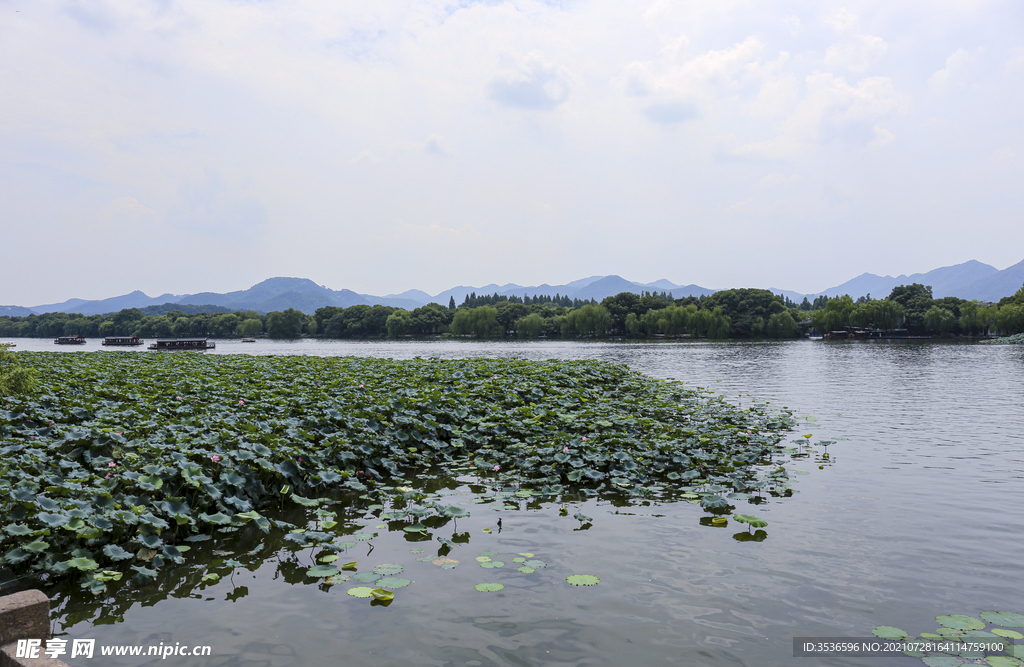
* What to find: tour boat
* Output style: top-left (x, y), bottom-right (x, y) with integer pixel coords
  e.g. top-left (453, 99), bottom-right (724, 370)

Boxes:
top-left (55, 335), bottom-right (87, 345)
top-left (147, 338), bottom-right (216, 351)
top-left (102, 336), bottom-right (144, 346)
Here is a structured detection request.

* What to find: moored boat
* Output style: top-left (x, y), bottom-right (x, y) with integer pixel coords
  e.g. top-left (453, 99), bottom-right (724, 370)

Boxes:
top-left (241, 338), bottom-right (256, 343)
top-left (102, 336), bottom-right (144, 346)
top-left (147, 338), bottom-right (216, 351)
top-left (55, 335), bottom-right (87, 345)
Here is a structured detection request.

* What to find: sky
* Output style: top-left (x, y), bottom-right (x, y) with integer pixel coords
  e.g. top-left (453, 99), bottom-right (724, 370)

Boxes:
top-left (2, 0), bottom-right (1022, 306)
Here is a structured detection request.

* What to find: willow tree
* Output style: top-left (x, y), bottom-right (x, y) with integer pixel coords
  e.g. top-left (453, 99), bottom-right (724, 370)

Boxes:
top-left (0, 347), bottom-right (35, 396)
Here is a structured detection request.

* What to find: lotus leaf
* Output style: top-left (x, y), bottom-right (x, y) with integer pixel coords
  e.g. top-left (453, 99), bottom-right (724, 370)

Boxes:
top-left (937, 615), bottom-right (986, 631)
top-left (306, 565), bottom-right (340, 578)
top-left (375, 577), bottom-right (410, 589)
top-left (325, 574), bottom-right (350, 586)
top-left (480, 561), bottom-right (504, 569)
top-left (346, 586), bottom-right (375, 598)
top-left (984, 657), bottom-right (1020, 667)
top-left (992, 629), bottom-right (1024, 640)
top-left (921, 657), bottom-right (963, 667)
top-left (373, 563), bottom-right (404, 576)
top-left (353, 572), bottom-right (380, 583)
top-left (566, 574), bottom-right (600, 586)
top-left (517, 566), bottom-right (535, 574)
top-left (474, 583), bottom-right (504, 592)
top-left (980, 612), bottom-right (1024, 628)
top-left (872, 626), bottom-right (908, 640)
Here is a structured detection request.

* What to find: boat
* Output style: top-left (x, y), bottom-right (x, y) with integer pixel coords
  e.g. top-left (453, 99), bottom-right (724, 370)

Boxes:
top-left (241, 338), bottom-right (256, 343)
top-left (102, 336), bottom-right (144, 346)
top-left (147, 338), bottom-right (216, 351)
top-left (55, 335), bottom-right (87, 345)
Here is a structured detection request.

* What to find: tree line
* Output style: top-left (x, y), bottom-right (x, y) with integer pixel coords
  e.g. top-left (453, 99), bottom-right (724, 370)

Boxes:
top-left (3, 283), bottom-right (1022, 340)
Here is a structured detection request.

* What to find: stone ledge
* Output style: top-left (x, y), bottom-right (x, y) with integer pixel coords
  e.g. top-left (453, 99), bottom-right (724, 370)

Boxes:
top-left (0, 644), bottom-right (70, 667)
top-left (0, 591), bottom-right (49, 647)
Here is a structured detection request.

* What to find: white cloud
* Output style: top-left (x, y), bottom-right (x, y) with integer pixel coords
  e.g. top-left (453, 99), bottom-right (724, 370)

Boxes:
top-left (929, 48), bottom-right (971, 92)
top-left (825, 34), bottom-right (888, 73)
top-left (487, 52), bottom-right (572, 110)
top-left (825, 8), bottom-right (860, 32)
top-left (736, 73), bottom-right (907, 157)
top-left (421, 134), bottom-right (454, 155)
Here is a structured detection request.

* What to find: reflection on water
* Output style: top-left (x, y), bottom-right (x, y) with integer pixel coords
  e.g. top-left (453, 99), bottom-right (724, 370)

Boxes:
top-left (7, 338), bottom-right (1024, 666)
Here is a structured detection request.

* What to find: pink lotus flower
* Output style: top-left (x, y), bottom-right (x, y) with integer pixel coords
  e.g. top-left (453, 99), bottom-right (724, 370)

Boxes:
top-left (108, 462), bottom-right (116, 467)
top-left (492, 465), bottom-right (500, 471)
top-left (563, 446), bottom-right (569, 452)
top-left (176, 396), bottom-right (182, 400)
top-left (238, 400), bottom-right (245, 405)
top-left (358, 384), bottom-right (364, 388)
top-left (210, 455), bottom-right (220, 463)
top-left (29, 436), bottom-right (33, 439)
top-left (105, 473), bottom-right (111, 479)
top-left (581, 436), bottom-right (587, 441)
top-left (298, 457), bottom-right (303, 462)
top-left (493, 375), bottom-right (498, 379)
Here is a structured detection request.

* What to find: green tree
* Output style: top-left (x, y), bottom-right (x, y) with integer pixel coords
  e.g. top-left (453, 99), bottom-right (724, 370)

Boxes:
top-left (887, 284), bottom-right (933, 333)
top-left (699, 288), bottom-right (786, 337)
top-left (624, 312), bottom-right (640, 335)
top-left (237, 318), bottom-right (262, 337)
top-left (923, 306), bottom-right (956, 336)
top-left (765, 311), bottom-right (796, 338)
top-left (386, 311), bottom-right (413, 338)
top-left (515, 313), bottom-right (544, 338)
top-left (0, 346), bottom-right (35, 396)
top-left (266, 309), bottom-right (304, 338)
top-left (448, 296), bottom-right (456, 311)
top-left (451, 305), bottom-right (501, 338)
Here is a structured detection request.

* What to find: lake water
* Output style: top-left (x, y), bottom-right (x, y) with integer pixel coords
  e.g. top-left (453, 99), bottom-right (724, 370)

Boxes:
top-left (6, 338), bottom-right (1024, 666)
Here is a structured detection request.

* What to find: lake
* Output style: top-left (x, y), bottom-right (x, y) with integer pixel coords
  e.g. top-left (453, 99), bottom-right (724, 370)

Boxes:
top-left (6, 338), bottom-right (1024, 666)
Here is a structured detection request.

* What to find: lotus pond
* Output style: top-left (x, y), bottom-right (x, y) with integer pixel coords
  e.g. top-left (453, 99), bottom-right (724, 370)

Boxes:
top-left (1, 339), bottom-right (1022, 666)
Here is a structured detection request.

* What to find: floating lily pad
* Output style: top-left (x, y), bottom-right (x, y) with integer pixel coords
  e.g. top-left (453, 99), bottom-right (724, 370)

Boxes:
top-left (336, 541), bottom-right (357, 549)
top-left (476, 556), bottom-right (491, 563)
top-left (513, 557), bottom-right (526, 563)
top-left (872, 626), bottom-right (908, 640)
top-left (373, 563), bottom-right (404, 576)
top-left (353, 572), bottom-right (380, 583)
top-left (980, 612), bottom-right (1024, 628)
top-left (376, 577), bottom-right (410, 589)
top-left (518, 553), bottom-right (534, 558)
top-left (992, 629), bottom-right (1024, 639)
top-left (921, 657), bottom-right (963, 667)
top-left (346, 586), bottom-right (375, 598)
top-left (325, 574), bottom-right (350, 585)
top-left (403, 524), bottom-right (427, 533)
top-left (523, 560), bottom-right (546, 569)
top-left (352, 533), bottom-right (375, 541)
top-left (937, 615), bottom-right (986, 631)
top-left (566, 574), bottom-right (600, 586)
top-left (319, 555), bottom-right (339, 563)
top-left (474, 583), bottom-right (504, 592)
top-left (983, 658), bottom-right (1019, 667)
top-left (432, 558), bottom-right (458, 567)
top-left (480, 561), bottom-right (504, 569)
top-left (306, 565), bottom-right (339, 578)
top-left (517, 566), bottom-right (535, 574)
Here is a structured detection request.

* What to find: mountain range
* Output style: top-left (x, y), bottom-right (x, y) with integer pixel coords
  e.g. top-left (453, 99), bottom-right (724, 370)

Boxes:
top-left (2, 258), bottom-right (1022, 317)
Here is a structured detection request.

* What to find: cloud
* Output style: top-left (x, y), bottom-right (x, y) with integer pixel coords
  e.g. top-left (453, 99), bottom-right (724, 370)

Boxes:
top-left (642, 100), bottom-right (698, 124)
top-left (166, 169), bottom-right (267, 238)
top-left (825, 8), bottom-right (859, 32)
top-left (735, 73), bottom-right (907, 157)
top-left (928, 48), bottom-right (971, 92)
top-left (421, 134), bottom-right (454, 155)
top-left (487, 52), bottom-right (571, 110)
top-left (825, 34), bottom-right (888, 72)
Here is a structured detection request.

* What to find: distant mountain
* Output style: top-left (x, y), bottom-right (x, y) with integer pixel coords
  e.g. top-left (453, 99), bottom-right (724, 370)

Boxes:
top-left (958, 258), bottom-right (1024, 302)
top-left (814, 260), bottom-right (999, 300)
top-left (0, 305), bottom-right (35, 316)
top-left (9, 260), bottom-right (1022, 317)
top-left (31, 290), bottom-right (179, 315)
